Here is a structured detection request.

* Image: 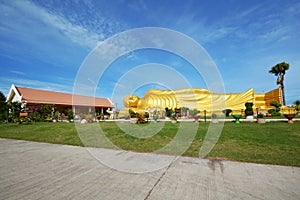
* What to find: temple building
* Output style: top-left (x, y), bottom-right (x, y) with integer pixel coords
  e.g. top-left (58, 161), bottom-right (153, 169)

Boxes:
top-left (6, 84), bottom-right (114, 115)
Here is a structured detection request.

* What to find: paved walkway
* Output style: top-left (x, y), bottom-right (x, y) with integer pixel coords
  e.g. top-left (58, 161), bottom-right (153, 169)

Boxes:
top-left (0, 138), bottom-right (299, 200)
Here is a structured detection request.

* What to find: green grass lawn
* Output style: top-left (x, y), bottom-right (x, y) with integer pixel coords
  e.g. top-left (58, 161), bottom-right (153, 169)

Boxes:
top-left (0, 121), bottom-right (299, 167)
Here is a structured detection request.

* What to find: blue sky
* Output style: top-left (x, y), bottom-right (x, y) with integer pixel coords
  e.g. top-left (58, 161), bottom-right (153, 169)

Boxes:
top-left (0, 0), bottom-right (299, 108)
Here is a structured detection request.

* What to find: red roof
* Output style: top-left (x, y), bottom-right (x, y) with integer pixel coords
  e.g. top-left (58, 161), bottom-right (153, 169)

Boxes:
top-left (16, 86), bottom-right (113, 108)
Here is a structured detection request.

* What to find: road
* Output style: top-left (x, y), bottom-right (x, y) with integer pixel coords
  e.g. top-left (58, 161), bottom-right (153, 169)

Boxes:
top-left (0, 138), bottom-right (299, 199)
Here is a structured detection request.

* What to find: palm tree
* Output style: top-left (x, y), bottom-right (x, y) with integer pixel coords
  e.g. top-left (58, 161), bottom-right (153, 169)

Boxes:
top-left (294, 100), bottom-right (300, 112)
top-left (269, 62), bottom-right (289, 106)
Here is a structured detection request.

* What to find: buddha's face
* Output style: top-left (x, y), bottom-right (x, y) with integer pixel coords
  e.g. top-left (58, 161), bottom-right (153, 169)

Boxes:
top-left (123, 95), bottom-right (140, 108)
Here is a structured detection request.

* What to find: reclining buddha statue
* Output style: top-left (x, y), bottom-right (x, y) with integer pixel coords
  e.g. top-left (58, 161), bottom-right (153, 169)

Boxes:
top-left (121, 87), bottom-right (282, 114)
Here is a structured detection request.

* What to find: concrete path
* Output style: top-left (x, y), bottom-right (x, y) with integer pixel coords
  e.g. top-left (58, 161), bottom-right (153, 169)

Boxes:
top-left (0, 138), bottom-right (299, 200)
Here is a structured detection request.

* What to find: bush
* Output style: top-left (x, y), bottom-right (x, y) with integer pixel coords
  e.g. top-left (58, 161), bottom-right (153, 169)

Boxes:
top-left (85, 114), bottom-right (93, 122)
top-left (222, 109), bottom-right (232, 117)
top-left (268, 109), bottom-right (281, 116)
top-left (40, 104), bottom-right (54, 121)
top-left (67, 110), bottom-right (74, 121)
top-left (189, 109), bottom-right (199, 117)
top-left (270, 100), bottom-right (281, 108)
top-left (54, 111), bottom-right (59, 120)
top-left (269, 100), bottom-right (281, 116)
top-left (245, 102), bottom-right (254, 116)
top-left (294, 100), bottom-right (300, 112)
top-left (165, 108), bottom-right (176, 118)
top-left (129, 109), bottom-right (136, 118)
top-left (257, 113), bottom-right (264, 118)
top-left (144, 112), bottom-right (149, 119)
top-left (100, 113), bottom-right (104, 120)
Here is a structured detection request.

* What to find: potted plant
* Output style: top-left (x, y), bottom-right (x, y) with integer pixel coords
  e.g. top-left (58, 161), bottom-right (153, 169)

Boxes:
top-left (282, 107), bottom-right (297, 123)
top-left (232, 114), bottom-right (242, 124)
top-left (257, 113), bottom-right (265, 123)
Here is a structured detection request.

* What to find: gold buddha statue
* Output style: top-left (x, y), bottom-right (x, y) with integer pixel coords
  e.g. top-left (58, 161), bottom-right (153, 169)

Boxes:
top-left (121, 87), bottom-right (282, 115)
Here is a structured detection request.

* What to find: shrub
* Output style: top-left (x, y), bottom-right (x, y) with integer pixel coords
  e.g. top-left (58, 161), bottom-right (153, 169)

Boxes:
top-left (257, 113), bottom-right (264, 118)
top-left (294, 100), bottom-right (300, 112)
top-left (269, 100), bottom-right (281, 116)
top-left (189, 109), bottom-right (199, 117)
top-left (67, 109), bottom-right (74, 121)
top-left (136, 112), bottom-right (148, 124)
top-left (144, 112), bottom-right (149, 119)
top-left (85, 114), bottom-right (93, 122)
top-left (165, 108), bottom-right (177, 118)
top-left (80, 113), bottom-right (86, 120)
top-left (245, 102), bottom-right (254, 116)
top-left (222, 109), bottom-right (232, 117)
top-left (268, 109), bottom-right (281, 116)
top-left (7, 102), bottom-right (22, 122)
top-left (129, 109), bottom-right (136, 118)
top-left (54, 111), bottom-right (59, 120)
top-left (39, 104), bottom-right (54, 121)
top-left (100, 113), bottom-right (104, 120)
top-left (270, 100), bottom-right (281, 108)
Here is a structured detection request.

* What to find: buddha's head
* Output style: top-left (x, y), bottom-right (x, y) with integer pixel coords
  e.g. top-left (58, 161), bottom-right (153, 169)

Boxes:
top-left (123, 94), bottom-right (141, 108)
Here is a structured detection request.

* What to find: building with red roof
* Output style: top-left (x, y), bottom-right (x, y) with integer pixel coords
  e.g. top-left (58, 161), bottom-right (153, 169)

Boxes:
top-left (6, 84), bottom-right (114, 116)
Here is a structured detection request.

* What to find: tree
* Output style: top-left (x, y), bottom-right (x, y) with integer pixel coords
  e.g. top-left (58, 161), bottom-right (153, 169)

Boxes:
top-left (0, 91), bottom-right (5, 102)
top-left (0, 91), bottom-right (8, 121)
top-left (269, 62), bottom-right (289, 105)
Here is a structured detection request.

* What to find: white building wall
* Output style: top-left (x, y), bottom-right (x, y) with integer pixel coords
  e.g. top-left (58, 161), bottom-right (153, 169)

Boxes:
top-left (6, 84), bottom-right (22, 103)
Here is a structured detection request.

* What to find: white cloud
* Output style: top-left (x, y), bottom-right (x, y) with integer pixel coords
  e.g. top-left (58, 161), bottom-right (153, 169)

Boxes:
top-left (13, 0), bottom-right (100, 48)
top-left (0, 0), bottom-right (105, 49)
top-left (128, 0), bottom-right (148, 12)
top-left (10, 70), bottom-right (26, 75)
top-left (0, 77), bottom-right (73, 94)
top-left (201, 27), bottom-right (237, 43)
